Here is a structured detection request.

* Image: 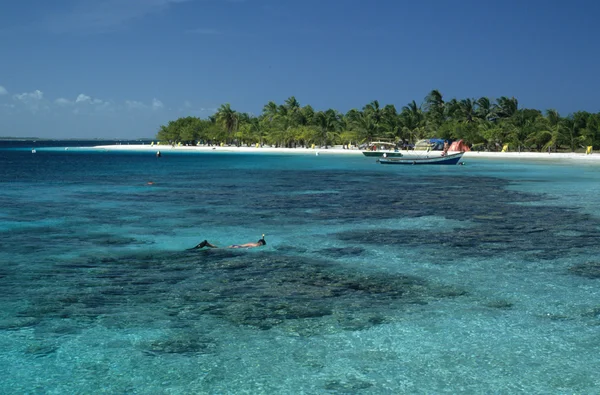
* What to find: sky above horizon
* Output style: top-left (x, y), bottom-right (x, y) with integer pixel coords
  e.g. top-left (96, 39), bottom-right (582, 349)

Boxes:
top-left (1, 0), bottom-right (599, 139)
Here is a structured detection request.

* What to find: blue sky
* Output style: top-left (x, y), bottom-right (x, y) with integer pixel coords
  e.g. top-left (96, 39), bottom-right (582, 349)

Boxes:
top-left (1, 0), bottom-right (599, 139)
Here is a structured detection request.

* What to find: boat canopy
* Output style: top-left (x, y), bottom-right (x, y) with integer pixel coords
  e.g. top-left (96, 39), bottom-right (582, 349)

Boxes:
top-left (414, 138), bottom-right (448, 151)
top-left (368, 141), bottom-right (396, 147)
top-left (360, 141), bottom-right (398, 150)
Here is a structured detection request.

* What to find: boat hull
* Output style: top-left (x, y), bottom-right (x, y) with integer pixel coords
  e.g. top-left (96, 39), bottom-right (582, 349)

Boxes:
top-left (378, 152), bottom-right (464, 165)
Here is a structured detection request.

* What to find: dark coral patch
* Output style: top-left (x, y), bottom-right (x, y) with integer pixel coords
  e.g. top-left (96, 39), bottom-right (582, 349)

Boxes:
top-left (10, 250), bottom-right (466, 336)
top-left (568, 262), bottom-right (600, 279)
top-left (316, 247), bottom-right (365, 258)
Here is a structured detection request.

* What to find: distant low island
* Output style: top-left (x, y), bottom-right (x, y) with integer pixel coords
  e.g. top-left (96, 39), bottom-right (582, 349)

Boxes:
top-left (157, 90), bottom-right (599, 153)
top-left (0, 137), bottom-right (153, 141)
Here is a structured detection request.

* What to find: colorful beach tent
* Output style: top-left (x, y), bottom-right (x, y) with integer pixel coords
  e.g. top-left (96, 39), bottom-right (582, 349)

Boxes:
top-left (448, 139), bottom-right (470, 152)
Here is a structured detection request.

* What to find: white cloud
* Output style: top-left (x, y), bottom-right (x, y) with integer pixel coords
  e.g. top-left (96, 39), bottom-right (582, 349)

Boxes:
top-left (9, 87), bottom-right (165, 115)
top-left (0, 85), bottom-right (7, 95)
top-left (55, 94), bottom-right (105, 108)
top-left (12, 90), bottom-right (46, 112)
top-left (152, 98), bottom-right (164, 110)
top-left (126, 100), bottom-right (147, 109)
top-left (13, 90), bottom-right (43, 102)
top-left (74, 93), bottom-right (105, 105)
top-left (76, 93), bottom-right (92, 103)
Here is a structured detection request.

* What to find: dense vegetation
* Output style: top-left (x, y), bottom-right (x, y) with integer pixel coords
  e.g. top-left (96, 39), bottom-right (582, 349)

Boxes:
top-left (156, 90), bottom-right (600, 152)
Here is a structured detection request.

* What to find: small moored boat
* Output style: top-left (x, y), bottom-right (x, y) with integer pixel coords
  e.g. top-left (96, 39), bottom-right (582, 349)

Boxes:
top-left (361, 141), bottom-right (403, 157)
top-left (378, 152), bottom-right (464, 165)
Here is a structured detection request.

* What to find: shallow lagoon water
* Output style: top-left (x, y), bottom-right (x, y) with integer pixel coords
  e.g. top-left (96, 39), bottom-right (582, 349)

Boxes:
top-left (1, 144), bottom-right (600, 393)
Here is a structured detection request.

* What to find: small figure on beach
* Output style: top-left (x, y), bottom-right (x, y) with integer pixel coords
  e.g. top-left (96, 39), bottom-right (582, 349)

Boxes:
top-left (190, 235), bottom-right (266, 250)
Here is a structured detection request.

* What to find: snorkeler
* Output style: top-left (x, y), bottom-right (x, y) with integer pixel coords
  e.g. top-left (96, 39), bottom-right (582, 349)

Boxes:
top-left (190, 234), bottom-right (266, 250)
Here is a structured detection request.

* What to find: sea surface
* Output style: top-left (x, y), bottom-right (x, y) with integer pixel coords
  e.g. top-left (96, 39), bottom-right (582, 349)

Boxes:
top-left (1, 140), bottom-right (599, 394)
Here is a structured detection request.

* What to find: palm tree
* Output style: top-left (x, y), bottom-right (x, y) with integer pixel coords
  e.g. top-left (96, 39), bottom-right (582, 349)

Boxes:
top-left (284, 96), bottom-right (300, 112)
top-left (444, 98), bottom-right (460, 121)
top-left (475, 97), bottom-right (493, 121)
top-left (215, 103), bottom-right (238, 141)
top-left (284, 96), bottom-right (302, 128)
top-left (400, 100), bottom-right (425, 142)
top-left (543, 109), bottom-right (563, 150)
top-left (402, 100), bottom-right (422, 119)
top-left (262, 101), bottom-right (278, 121)
top-left (346, 109), bottom-right (377, 143)
top-left (300, 105), bottom-right (315, 126)
top-left (313, 109), bottom-right (341, 147)
top-left (424, 89), bottom-right (444, 113)
top-left (381, 104), bottom-right (399, 140)
top-left (494, 96), bottom-right (518, 119)
top-left (478, 120), bottom-right (505, 150)
top-left (574, 112), bottom-right (599, 148)
top-left (562, 117), bottom-right (586, 152)
top-left (424, 89), bottom-right (445, 131)
top-left (234, 113), bottom-right (257, 146)
top-left (457, 98), bottom-right (477, 123)
top-left (363, 100), bottom-right (383, 125)
top-left (156, 92), bottom-right (600, 151)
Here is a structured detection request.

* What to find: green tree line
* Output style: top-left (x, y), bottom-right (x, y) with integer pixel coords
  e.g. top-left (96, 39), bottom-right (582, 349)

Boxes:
top-left (156, 90), bottom-right (600, 152)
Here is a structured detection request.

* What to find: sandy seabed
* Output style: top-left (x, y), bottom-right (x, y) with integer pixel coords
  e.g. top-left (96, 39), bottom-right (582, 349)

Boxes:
top-left (93, 144), bottom-right (600, 162)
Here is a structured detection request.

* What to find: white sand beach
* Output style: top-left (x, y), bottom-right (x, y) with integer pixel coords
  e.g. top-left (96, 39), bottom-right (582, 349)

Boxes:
top-left (93, 143), bottom-right (600, 162)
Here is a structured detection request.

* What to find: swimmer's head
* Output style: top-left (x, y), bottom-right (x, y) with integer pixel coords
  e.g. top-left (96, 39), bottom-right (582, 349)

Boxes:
top-left (258, 234), bottom-right (266, 245)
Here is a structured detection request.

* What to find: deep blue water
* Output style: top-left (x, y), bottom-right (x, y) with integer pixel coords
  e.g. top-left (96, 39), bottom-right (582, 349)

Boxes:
top-left (1, 141), bottom-right (600, 393)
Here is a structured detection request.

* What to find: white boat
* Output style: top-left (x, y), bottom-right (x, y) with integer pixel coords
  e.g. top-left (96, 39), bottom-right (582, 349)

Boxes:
top-left (361, 142), bottom-right (403, 157)
top-left (378, 152), bottom-right (465, 165)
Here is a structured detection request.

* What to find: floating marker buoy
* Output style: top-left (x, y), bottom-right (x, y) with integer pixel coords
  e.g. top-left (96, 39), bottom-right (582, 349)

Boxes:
top-left (156, 151), bottom-right (161, 157)
top-left (31, 149), bottom-right (36, 153)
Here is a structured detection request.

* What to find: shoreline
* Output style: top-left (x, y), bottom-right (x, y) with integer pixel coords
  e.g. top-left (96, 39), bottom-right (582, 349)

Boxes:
top-left (91, 144), bottom-right (600, 162)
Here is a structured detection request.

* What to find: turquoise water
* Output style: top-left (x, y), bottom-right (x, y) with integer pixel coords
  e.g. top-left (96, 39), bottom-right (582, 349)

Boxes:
top-left (1, 143), bottom-right (600, 393)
